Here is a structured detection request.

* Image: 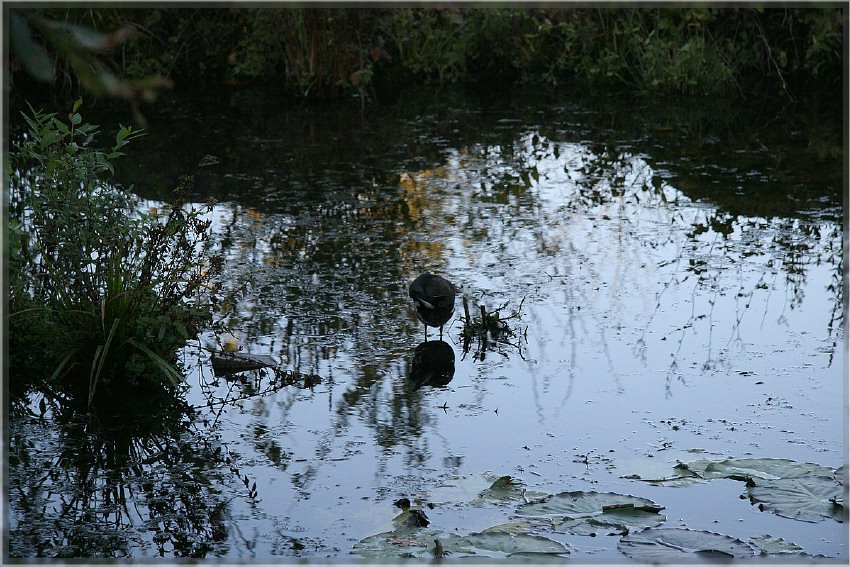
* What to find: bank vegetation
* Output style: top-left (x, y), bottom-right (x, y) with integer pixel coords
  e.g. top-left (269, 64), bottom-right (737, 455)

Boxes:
top-left (9, 6), bottom-right (844, 105)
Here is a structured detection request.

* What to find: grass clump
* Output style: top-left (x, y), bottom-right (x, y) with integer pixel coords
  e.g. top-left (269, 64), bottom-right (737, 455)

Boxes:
top-left (8, 98), bottom-right (220, 409)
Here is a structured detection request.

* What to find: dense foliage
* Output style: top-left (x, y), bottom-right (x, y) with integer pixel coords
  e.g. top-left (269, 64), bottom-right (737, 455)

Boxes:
top-left (9, 7), bottom-right (843, 100)
top-left (8, 100), bottom-right (220, 408)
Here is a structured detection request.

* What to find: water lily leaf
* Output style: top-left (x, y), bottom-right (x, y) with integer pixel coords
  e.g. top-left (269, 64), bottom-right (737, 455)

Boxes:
top-left (352, 530), bottom-right (468, 559)
top-left (515, 491), bottom-right (665, 536)
top-left (747, 476), bottom-right (844, 522)
top-left (482, 519), bottom-right (552, 535)
top-left (558, 506), bottom-right (667, 536)
top-left (514, 490), bottom-right (664, 534)
top-left (431, 473), bottom-right (547, 507)
top-left (618, 528), bottom-right (754, 561)
top-left (676, 458), bottom-right (834, 482)
top-left (517, 490), bottom-right (660, 518)
top-left (351, 530), bottom-right (432, 559)
top-left (749, 534), bottom-right (804, 554)
top-left (464, 531), bottom-right (570, 557)
top-left (621, 455), bottom-right (710, 487)
top-left (352, 529), bottom-right (568, 559)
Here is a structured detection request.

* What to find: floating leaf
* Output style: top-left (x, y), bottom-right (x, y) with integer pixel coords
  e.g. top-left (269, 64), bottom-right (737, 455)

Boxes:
top-left (559, 507), bottom-right (666, 536)
top-left (747, 476), bottom-right (844, 523)
top-left (621, 454), bottom-right (714, 487)
top-left (618, 528), bottom-right (754, 561)
top-left (749, 534), bottom-right (804, 554)
top-left (351, 530), bottom-right (440, 559)
top-left (676, 458), bottom-right (834, 482)
top-left (464, 531), bottom-right (570, 557)
top-left (430, 473), bottom-right (546, 508)
top-left (352, 529), bottom-right (567, 560)
top-left (515, 490), bottom-right (664, 535)
top-left (482, 519), bottom-right (552, 536)
top-left (517, 491), bottom-right (659, 517)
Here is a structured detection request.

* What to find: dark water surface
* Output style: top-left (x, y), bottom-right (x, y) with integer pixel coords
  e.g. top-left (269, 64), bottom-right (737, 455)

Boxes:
top-left (7, 86), bottom-right (845, 559)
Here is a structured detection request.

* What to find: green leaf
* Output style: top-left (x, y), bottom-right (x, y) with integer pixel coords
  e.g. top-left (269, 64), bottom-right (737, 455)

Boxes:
top-left (10, 12), bottom-right (54, 82)
top-left (748, 476), bottom-right (844, 522)
top-left (481, 519), bottom-right (546, 536)
top-left (48, 348), bottom-right (79, 384)
top-left (89, 318), bottom-right (120, 406)
top-left (72, 97), bottom-right (83, 113)
top-left (517, 490), bottom-right (661, 517)
top-left (126, 338), bottom-right (183, 388)
top-left (463, 531), bottom-right (569, 557)
top-left (516, 490), bottom-right (665, 535)
top-left (618, 528), bottom-right (754, 561)
top-left (352, 529), bottom-right (568, 560)
top-left (352, 530), bottom-right (449, 559)
top-left (749, 534), bottom-right (804, 555)
top-left (676, 458), bottom-right (835, 482)
top-left (76, 123), bottom-right (98, 135)
top-left (39, 130), bottom-right (59, 148)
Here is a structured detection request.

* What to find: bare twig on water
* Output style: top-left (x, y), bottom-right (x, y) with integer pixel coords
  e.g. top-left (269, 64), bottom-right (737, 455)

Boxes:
top-left (460, 296), bottom-right (526, 361)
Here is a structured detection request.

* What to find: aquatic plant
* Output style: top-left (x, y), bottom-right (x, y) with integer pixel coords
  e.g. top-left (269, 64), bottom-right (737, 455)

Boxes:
top-left (8, 99), bottom-right (220, 408)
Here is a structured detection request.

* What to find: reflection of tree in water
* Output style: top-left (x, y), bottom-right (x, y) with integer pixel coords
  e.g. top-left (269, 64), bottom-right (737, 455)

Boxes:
top-left (199, 111), bottom-right (842, 500)
top-left (445, 130), bottom-right (843, 378)
top-left (7, 392), bottom-right (238, 558)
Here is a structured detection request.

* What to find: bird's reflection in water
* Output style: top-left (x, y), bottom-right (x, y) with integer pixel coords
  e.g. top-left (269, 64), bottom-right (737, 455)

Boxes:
top-left (407, 340), bottom-right (455, 391)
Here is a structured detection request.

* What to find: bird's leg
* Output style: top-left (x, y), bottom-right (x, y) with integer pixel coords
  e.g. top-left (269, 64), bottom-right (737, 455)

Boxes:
top-left (424, 323), bottom-right (428, 341)
top-left (439, 325), bottom-right (443, 340)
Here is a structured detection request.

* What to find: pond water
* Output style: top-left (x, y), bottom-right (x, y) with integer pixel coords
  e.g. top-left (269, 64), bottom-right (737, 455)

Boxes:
top-left (7, 85), bottom-right (846, 560)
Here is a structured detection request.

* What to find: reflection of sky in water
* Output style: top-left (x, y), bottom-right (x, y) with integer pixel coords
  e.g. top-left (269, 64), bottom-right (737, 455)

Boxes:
top-left (179, 126), bottom-right (844, 558)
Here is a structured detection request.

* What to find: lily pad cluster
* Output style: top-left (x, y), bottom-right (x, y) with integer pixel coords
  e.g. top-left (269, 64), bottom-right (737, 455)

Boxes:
top-left (353, 458), bottom-right (845, 560)
top-left (352, 475), bottom-right (665, 559)
top-left (674, 458), bottom-right (846, 523)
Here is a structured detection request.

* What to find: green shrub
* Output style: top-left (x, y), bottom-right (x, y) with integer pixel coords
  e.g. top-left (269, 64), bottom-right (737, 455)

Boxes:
top-left (8, 99), bottom-right (219, 407)
top-left (9, 7), bottom-right (843, 99)
top-left (384, 8), bottom-right (472, 84)
top-left (230, 8), bottom-right (388, 95)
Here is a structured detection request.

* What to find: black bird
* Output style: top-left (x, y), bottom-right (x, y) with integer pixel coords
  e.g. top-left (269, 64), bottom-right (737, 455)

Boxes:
top-left (409, 273), bottom-right (457, 340)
